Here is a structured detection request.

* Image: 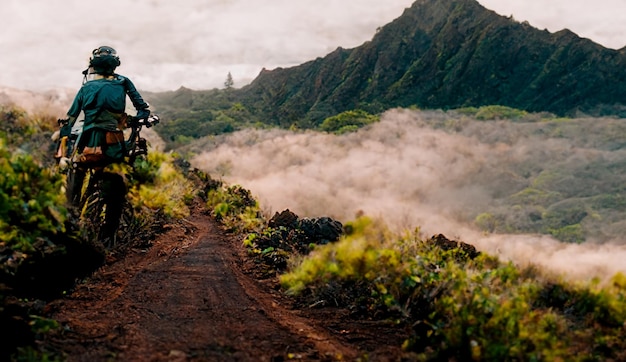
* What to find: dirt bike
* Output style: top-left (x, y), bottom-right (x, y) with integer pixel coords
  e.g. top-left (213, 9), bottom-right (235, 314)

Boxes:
top-left (55, 114), bottom-right (160, 249)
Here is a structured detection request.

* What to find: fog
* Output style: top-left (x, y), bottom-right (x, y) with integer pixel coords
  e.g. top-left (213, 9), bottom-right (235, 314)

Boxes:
top-left (1, 0), bottom-right (625, 92)
top-left (192, 109), bottom-right (626, 282)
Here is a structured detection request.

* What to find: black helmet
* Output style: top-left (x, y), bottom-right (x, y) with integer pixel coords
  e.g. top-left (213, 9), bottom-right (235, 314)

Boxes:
top-left (89, 46), bottom-right (121, 75)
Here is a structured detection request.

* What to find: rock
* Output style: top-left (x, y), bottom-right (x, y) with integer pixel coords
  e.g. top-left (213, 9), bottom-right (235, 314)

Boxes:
top-left (298, 217), bottom-right (343, 244)
top-left (268, 209), bottom-right (299, 229)
top-left (429, 234), bottom-right (480, 259)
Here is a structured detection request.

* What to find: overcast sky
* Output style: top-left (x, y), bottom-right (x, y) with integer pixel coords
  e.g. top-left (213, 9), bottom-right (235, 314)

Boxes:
top-left (1, 0), bottom-right (625, 92)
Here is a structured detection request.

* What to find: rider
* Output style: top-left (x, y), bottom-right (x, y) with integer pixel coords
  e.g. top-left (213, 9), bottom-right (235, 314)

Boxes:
top-left (62, 45), bottom-right (151, 243)
top-left (64, 46), bottom-right (150, 162)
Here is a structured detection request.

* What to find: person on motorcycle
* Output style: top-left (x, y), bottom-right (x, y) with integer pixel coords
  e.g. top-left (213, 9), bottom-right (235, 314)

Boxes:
top-left (63, 46), bottom-right (150, 163)
top-left (61, 45), bottom-right (150, 243)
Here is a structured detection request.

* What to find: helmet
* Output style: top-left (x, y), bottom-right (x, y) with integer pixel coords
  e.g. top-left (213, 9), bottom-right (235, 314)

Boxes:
top-left (89, 46), bottom-right (121, 75)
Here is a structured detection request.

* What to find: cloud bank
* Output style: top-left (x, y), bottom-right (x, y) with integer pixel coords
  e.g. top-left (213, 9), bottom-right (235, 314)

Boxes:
top-left (191, 109), bottom-right (626, 282)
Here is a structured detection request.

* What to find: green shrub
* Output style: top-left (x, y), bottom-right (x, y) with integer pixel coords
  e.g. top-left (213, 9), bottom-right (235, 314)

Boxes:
top-left (474, 212), bottom-right (500, 233)
top-left (546, 224), bottom-right (585, 243)
top-left (319, 109), bottom-right (379, 134)
top-left (474, 105), bottom-right (528, 120)
top-left (509, 187), bottom-right (562, 206)
top-left (0, 139), bottom-right (67, 252)
top-left (125, 152), bottom-right (194, 219)
top-left (206, 184), bottom-right (264, 232)
top-left (453, 105), bottom-right (528, 120)
top-left (280, 217), bottom-right (400, 295)
top-left (280, 217), bottom-right (626, 360)
top-left (454, 106), bottom-right (480, 116)
top-left (129, 151), bottom-right (168, 186)
top-left (425, 262), bottom-right (569, 360)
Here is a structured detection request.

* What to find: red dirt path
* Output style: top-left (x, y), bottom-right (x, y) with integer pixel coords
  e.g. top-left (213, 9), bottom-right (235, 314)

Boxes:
top-left (42, 209), bottom-right (409, 361)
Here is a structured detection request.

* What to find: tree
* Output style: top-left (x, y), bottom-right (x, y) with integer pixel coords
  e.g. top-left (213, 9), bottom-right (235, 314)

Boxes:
top-left (224, 72), bottom-right (234, 89)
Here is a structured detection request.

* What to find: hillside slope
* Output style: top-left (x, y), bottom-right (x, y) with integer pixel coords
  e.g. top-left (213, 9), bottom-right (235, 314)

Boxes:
top-left (147, 0), bottom-right (626, 139)
top-left (238, 0), bottom-right (626, 124)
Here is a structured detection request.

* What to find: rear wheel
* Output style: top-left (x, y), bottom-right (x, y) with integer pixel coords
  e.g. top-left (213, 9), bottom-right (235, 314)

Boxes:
top-left (80, 184), bottom-right (108, 247)
top-left (77, 171), bottom-right (127, 249)
top-left (66, 168), bottom-right (86, 208)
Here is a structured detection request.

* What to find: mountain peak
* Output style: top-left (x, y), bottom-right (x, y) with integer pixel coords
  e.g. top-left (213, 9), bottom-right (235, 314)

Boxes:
top-left (162, 0), bottom-right (626, 127)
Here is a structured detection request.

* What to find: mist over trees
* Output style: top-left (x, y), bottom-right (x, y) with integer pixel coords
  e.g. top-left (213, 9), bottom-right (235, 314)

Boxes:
top-left (187, 105), bottom-right (626, 247)
top-left (146, 0), bottom-right (626, 156)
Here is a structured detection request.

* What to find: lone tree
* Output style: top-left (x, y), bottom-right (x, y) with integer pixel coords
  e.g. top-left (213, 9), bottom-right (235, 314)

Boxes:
top-left (224, 72), bottom-right (234, 89)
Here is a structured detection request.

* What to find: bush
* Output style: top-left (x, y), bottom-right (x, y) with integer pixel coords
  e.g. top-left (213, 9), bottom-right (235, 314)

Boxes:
top-left (0, 139), bottom-right (67, 253)
top-left (206, 184), bottom-right (264, 232)
top-left (475, 105), bottom-right (528, 120)
top-left (280, 217), bottom-right (626, 360)
top-left (474, 212), bottom-right (500, 233)
top-left (0, 105), bottom-right (58, 167)
top-left (455, 105), bottom-right (528, 121)
top-left (319, 109), bottom-right (379, 134)
top-left (126, 152), bottom-right (194, 219)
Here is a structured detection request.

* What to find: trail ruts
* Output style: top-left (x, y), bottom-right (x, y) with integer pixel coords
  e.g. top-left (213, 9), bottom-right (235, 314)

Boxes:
top-left (43, 210), bottom-right (361, 361)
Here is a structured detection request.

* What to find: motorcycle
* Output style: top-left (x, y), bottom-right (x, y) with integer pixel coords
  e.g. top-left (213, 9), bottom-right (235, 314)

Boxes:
top-left (54, 114), bottom-right (160, 249)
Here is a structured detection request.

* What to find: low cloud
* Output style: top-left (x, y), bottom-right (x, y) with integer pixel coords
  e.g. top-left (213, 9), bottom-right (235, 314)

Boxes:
top-left (192, 109), bottom-right (626, 282)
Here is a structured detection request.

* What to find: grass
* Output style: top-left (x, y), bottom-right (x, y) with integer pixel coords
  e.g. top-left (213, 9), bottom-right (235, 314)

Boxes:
top-left (279, 217), bottom-right (626, 360)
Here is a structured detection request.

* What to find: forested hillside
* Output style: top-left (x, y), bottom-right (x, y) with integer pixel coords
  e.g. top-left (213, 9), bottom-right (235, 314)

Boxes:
top-left (147, 0), bottom-right (626, 149)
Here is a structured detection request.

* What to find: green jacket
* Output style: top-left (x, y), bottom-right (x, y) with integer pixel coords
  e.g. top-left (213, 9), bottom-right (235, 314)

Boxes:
top-left (67, 74), bottom-right (149, 162)
top-left (67, 74), bottom-right (149, 132)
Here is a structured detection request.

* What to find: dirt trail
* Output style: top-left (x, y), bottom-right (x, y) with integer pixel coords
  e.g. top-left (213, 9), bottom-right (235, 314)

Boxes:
top-left (42, 209), bottom-right (406, 361)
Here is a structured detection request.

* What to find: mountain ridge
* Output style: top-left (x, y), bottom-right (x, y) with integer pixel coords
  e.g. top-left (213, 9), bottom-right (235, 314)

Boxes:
top-left (146, 0), bottom-right (626, 140)
top-left (239, 0), bottom-right (626, 121)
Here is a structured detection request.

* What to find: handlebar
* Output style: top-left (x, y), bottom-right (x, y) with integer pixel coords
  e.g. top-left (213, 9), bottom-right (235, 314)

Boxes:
top-left (128, 114), bottom-right (160, 128)
top-left (57, 114), bottom-right (160, 129)
top-left (54, 113), bottom-right (161, 169)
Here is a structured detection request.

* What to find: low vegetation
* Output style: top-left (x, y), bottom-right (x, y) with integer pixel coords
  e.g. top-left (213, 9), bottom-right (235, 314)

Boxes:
top-left (143, 88), bottom-right (257, 150)
top-left (205, 183), bottom-right (264, 233)
top-left (223, 203), bottom-right (626, 360)
top-left (318, 109), bottom-right (380, 134)
top-left (279, 218), bottom-right (626, 360)
top-left (2, 103), bottom-right (626, 360)
top-left (0, 105), bottom-right (200, 360)
top-left (202, 170), bottom-right (626, 360)
top-left (144, 85), bottom-right (382, 149)
top-left (125, 152), bottom-right (195, 219)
